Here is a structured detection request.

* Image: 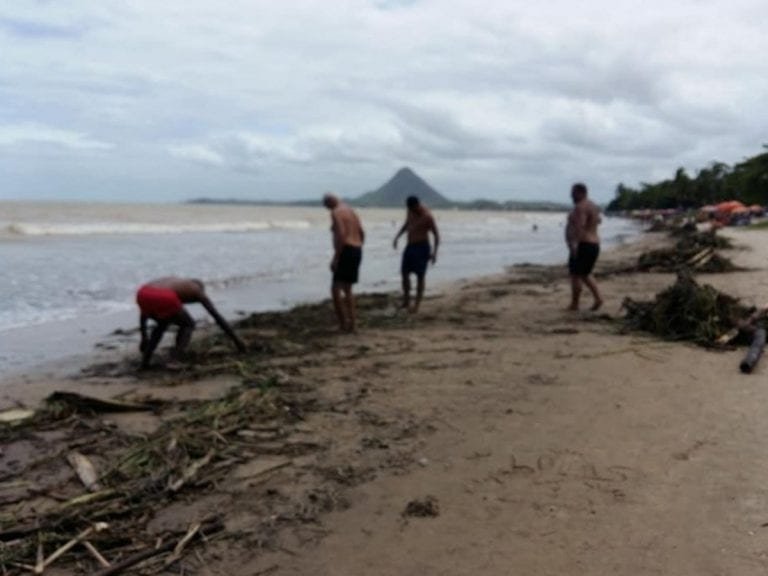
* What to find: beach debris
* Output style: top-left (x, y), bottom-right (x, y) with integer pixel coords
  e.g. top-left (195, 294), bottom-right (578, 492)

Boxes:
top-left (35, 522), bottom-right (109, 573)
top-left (66, 451), bottom-right (102, 492)
top-left (622, 270), bottom-right (748, 346)
top-left (403, 496), bottom-right (440, 518)
top-left (740, 328), bottom-right (766, 373)
top-left (232, 457), bottom-right (292, 481)
top-left (168, 449), bottom-right (215, 492)
top-left (46, 391), bottom-right (157, 414)
top-left (0, 408), bottom-right (35, 424)
top-left (635, 229), bottom-right (737, 273)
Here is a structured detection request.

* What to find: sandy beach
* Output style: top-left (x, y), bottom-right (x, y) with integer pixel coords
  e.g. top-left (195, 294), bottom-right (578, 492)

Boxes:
top-left (3, 227), bottom-right (768, 575)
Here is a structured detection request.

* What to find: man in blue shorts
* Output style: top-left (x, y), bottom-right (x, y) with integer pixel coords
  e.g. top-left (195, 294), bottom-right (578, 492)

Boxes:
top-left (393, 196), bottom-right (440, 313)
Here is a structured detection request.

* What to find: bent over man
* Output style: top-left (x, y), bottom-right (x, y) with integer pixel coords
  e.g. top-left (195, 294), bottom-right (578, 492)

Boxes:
top-left (136, 277), bottom-right (246, 368)
top-left (393, 195), bottom-right (440, 313)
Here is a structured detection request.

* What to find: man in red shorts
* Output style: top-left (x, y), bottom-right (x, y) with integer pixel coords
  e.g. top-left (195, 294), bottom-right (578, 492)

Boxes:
top-left (136, 277), bottom-right (246, 369)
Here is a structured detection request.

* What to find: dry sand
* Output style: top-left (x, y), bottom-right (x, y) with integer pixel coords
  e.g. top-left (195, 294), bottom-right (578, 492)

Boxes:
top-left (3, 228), bottom-right (768, 575)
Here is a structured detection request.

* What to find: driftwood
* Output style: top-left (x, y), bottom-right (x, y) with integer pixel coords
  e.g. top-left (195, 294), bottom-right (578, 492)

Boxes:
top-left (46, 391), bottom-right (157, 413)
top-left (92, 519), bottom-right (223, 576)
top-left (66, 451), bottom-right (102, 492)
top-left (740, 328), bottom-right (766, 373)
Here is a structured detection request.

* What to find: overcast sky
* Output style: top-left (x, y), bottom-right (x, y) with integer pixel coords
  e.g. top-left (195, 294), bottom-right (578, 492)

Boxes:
top-left (1, 0), bottom-right (766, 204)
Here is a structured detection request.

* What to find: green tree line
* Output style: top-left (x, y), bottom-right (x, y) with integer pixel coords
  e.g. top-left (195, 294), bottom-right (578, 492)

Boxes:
top-left (607, 146), bottom-right (768, 211)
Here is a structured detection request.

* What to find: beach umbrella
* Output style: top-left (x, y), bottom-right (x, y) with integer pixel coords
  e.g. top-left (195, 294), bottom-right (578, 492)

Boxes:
top-left (715, 200), bottom-right (746, 214)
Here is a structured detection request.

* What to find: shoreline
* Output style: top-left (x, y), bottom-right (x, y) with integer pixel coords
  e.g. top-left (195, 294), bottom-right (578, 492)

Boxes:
top-left (0, 219), bottom-right (643, 385)
top-left (0, 230), bottom-right (650, 407)
top-left (4, 226), bottom-right (764, 575)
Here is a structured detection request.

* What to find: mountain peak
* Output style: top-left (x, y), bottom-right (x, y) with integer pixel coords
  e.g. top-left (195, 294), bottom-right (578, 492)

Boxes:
top-left (352, 167), bottom-right (450, 208)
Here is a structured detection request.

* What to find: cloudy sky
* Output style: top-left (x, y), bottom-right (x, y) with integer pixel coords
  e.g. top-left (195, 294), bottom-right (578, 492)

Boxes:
top-left (1, 0), bottom-right (766, 203)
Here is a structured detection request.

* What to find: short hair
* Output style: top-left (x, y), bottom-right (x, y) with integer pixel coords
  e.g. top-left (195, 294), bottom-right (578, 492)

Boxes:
top-left (406, 195), bottom-right (420, 209)
top-left (571, 183), bottom-right (588, 196)
top-left (323, 193), bottom-right (339, 208)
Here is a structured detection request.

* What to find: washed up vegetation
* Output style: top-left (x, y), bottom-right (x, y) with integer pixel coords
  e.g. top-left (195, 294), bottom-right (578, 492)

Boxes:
top-left (0, 374), bottom-right (306, 574)
top-left (636, 229), bottom-right (738, 273)
top-left (0, 290), bottom-right (422, 574)
top-left (622, 270), bottom-right (749, 346)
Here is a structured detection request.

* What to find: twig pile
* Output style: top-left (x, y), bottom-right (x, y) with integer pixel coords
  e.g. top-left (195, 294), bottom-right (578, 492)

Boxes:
top-left (622, 270), bottom-right (748, 346)
top-left (0, 376), bottom-right (304, 574)
top-left (636, 229), bottom-right (737, 273)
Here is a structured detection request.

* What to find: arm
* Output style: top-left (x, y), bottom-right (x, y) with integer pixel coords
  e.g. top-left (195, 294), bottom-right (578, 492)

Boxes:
top-left (430, 218), bottom-right (440, 264)
top-left (393, 221), bottom-right (408, 249)
top-left (569, 206), bottom-right (587, 254)
top-left (200, 297), bottom-right (246, 352)
top-left (331, 213), bottom-right (346, 268)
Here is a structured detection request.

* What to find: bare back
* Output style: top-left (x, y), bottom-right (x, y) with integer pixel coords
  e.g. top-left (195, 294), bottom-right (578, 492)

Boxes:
top-left (406, 207), bottom-right (436, 244)
top-left (146, 277), bottom-right (205, 303)
top-left (331, 204), bottom-right (364, 248)
top-left (572, 200), bottom-right (601, 244)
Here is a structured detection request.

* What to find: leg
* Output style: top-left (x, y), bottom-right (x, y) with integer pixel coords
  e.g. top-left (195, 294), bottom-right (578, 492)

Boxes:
top-left (411, 273), bottom-right (426, 313)
top-left (341, 283), bottom-right (356, 331)
top-left (171, 309), bottom-right (196, 359)
top-left (569, 275), bottom-right (582, 311)
top-left (401, 272), bottom-right (411, 309)
top-left (142, 320), bottom-right (169, 369)
top-left (583, 275), bottom-right (603, 310)
top-left (331, 281), bottom-right (347, 330)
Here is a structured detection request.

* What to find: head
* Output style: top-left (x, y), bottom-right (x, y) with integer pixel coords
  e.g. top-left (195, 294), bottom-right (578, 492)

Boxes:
top-left (323, 193), bottom-right (339, 210)
top-left (571, 183), bottom-right (588, 204)
top-left (191, 278), bottom-right (205, 292)
top-left (406, 195), bottom-right (420, 212)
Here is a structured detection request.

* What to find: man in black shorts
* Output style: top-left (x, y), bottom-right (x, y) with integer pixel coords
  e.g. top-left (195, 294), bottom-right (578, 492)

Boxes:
top-left (324, 193), bottom-right (365, 331)
top-left (565, 183), bottom-right (603, 311)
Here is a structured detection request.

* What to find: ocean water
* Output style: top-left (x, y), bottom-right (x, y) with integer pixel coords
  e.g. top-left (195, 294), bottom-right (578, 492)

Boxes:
top-left (0, 201), bottom-right (641, 376)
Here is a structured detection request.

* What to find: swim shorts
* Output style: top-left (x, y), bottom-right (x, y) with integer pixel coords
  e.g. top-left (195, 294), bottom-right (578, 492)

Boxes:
top-left (401, 241), bottom-right (431, 277)
top-left (333, 245), bottom-right (362, 284)
top-left (136, 285), bottom-right (183, 320)
top-left (568, 242), bottom-right (600, 277)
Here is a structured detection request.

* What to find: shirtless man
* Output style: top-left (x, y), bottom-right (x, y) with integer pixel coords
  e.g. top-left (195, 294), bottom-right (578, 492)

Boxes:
top-left (136, 277), bottom-right (246, 369)
top-left (565, 182), bottom-right (603, 311)
top-left (393, 195), bottom-right (440, 313)
top-left (323, 193), bottom-right (365, 331)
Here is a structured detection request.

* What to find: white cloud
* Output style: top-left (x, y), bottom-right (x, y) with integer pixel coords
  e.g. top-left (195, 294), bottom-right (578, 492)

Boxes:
top-left (1, 0), bottom-right (768, 202)
top-left (0, 122), bottom-right (113, 150)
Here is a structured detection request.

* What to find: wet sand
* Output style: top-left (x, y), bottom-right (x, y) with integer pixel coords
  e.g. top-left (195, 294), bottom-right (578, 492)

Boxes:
top-left (2, 228), bottom-right (768, 575)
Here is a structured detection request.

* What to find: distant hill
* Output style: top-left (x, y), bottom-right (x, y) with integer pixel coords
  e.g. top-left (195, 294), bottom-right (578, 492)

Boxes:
top-left (352, 167), bottom-right (452, 208)
top-left (187, 166), bottom-right (569, 212)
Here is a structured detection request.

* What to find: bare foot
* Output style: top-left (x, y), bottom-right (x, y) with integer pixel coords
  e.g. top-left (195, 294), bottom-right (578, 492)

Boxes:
top-left (590, 299), bottom-right (604, 311)
top-left (566, 305), bottom-right (579, 312)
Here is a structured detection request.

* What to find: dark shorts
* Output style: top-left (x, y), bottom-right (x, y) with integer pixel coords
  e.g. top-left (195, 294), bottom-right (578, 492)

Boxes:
top-left (333, 245), bottom-right (362, 285)
top-left (568, 242), bottom-right (600, 277)
top-left (401, 241), bottom-right (431, 277)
